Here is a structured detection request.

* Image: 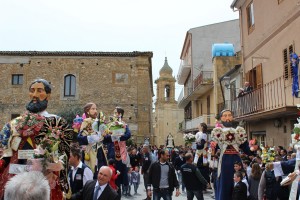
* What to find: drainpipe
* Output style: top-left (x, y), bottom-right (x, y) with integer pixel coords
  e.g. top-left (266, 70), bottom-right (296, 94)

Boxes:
top-left (219, 77), bottom-right (226, 111)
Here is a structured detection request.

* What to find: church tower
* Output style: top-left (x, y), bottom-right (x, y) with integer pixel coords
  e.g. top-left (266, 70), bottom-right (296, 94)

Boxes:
top-left (154, 57), bottom-right (184, 146)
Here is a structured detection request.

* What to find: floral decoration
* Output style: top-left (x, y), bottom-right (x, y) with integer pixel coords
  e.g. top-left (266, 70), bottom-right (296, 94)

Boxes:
top-left (31, 116), bottom-right (74, 193)
top-left (15, 111), bottom-right (45, 137)
top-left (249, 138), bottom-right (259, 151)
top-left (72, 115), bottom-right (83, 133)
top-left (183, 133), bottom-right (196, 143)
top-left (211, 126), bottom-right (247, 146)
top-left (261, 146), bottom-right (276, 163)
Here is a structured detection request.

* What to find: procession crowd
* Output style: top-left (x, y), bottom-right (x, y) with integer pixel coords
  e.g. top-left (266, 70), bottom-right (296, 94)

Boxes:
top-left (0, 78), bottom-right (299, 200)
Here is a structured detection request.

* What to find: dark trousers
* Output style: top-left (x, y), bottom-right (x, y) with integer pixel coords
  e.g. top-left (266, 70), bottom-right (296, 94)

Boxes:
top-left (143, 172), bottom-right (149, 189)
top-left (153, 189), bottom-right (172, 200)
top-left (133, 182), bottom-right (139, 193)
top-left (187, 190), bottom-right (204, 200)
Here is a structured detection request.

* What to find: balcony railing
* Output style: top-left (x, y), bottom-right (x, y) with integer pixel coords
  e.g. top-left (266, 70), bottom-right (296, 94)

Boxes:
top-left (231, 75), bottom-right (299, 118)
top-left (179, 114), bottom-right (216, 131)
top-left (193, 70), bottom-right (213, 89)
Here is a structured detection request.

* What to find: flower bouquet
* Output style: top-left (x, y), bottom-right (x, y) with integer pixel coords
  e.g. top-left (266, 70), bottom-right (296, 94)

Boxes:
top-left (106, 116), bottom-right (126, 138)
top-left (293, 125), bottom-right (300, 142)
top-left (18, 115), bottom-right (74, 198)
top-left (72, 115), bottom-right (83, 133)
top-left (249, 138), bottom-right (259, 151)
top-left (183, 133), bottom-right (196, 144)
top-left (261, 146), bottom-right (276, 163)
top-left (15, 111), bottom-right (45, 137)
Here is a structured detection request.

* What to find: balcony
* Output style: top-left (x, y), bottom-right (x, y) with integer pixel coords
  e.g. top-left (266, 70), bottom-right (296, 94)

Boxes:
top-left (178, 70), bottom-right (214, 108)
top-left (177, 60), bottom-right (191, 85)
top-left (230, 75), bottom-right (300, 121)
top-left (179, 114), bottom-right (216, 132)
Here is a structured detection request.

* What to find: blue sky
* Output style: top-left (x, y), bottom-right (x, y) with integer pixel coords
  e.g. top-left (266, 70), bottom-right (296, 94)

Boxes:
top-left (0, 0), bottom-right (238, 99)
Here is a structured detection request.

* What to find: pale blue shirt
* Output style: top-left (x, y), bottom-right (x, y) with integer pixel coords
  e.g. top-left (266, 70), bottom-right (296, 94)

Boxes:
top-left (94, 182), bottom-right (108, 199)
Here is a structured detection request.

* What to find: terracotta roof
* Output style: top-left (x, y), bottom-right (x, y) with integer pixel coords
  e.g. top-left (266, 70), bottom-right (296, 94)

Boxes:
top-left (0, 51), bottom-right (153, 57)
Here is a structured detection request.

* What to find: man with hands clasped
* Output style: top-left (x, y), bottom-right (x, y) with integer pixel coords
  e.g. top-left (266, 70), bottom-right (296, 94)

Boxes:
top-left (147, 149), bottom-right (180, 200)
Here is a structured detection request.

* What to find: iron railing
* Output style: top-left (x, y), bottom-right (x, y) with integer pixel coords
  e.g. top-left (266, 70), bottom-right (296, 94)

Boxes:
top-left (179, 114), bottom-right (216, 131)
top-left (193, 70), bottom-right (213, 89)
top-left (231, 75), bottom-right (295, 117)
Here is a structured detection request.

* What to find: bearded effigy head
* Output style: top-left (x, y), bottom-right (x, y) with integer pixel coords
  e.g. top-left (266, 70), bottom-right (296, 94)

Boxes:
top-left (220, 109), bottom-right (237, 128)
top-left (26, 79), bottom-right (51, 113)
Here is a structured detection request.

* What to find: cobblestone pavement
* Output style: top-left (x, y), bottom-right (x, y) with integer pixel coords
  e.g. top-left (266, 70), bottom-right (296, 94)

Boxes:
top-left (120, 177), bottom-right (215, 200)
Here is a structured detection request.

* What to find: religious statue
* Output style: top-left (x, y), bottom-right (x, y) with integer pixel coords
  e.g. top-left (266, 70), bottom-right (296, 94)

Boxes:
top-left (211, 109), bottom-right (252, 200)
top-left (166, 133), bottom-right (174, 148)
top-left (0, 79), bottom-right (75, 200)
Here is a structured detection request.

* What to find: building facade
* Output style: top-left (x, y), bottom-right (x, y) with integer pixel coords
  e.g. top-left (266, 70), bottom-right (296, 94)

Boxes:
top-left (177, 20), bottom-right (241, 134)
top-left (154, 58), bottom-right (184, 146)
top-left (231, 0), bottom-right (300, 147)
top-left (0, 51), bottom-right (154, 144)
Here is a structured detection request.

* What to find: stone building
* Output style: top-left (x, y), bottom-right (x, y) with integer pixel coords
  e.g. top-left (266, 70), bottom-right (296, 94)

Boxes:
top-left (154, 57), bottom-right (184, 146)
top-left (0, 51), bottom-right (153, 144)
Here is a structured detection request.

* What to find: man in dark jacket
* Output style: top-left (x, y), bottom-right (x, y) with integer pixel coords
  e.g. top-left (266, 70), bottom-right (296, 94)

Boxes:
top-left (174, 151), bottom-right (186, 193)
top-left (141, 144), bottom-right (152, 200)
top-left (181, 153), bottom-right (208, 200)
top-left (147, 149), bottom-right (180, 200)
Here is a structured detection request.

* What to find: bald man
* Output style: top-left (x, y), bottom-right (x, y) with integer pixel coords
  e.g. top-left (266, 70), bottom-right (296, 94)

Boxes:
top-left (73, 166), bottom-right (119, 200)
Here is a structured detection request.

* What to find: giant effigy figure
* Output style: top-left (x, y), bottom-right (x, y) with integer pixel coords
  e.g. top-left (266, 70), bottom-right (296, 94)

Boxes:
top-left (211, 109), bottom-right (252, 200)
top-left (0, 79), bottom-right (75, 200)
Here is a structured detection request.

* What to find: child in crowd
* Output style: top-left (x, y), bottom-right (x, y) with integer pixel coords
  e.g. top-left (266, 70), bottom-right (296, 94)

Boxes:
top-left (131, 166), bottom-right (140, 195)
top-left (125, 167), bottom-right (132, 196)
top-left (232, 171), bottom-right (247, 200)
top-left (108, 159), bottom-right (120, 191)
top-left (234, 161), bottom-right (250, 197)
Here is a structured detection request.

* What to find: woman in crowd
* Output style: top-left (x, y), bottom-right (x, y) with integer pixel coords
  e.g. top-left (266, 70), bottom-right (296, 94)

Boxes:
top-left (248, 163), bottom-right (262, 200)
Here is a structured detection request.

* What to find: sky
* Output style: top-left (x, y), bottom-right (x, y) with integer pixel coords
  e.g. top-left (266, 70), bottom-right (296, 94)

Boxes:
top-left (0, 0), bottom-right (238, 100)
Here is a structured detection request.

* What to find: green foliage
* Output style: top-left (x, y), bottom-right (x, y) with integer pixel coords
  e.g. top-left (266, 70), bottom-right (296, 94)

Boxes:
top-left (126, 138), bottom-right (135, 147)
top-left (56, 106), bottom-right (82, 126)
top-left (294, 127), bottom-right (300, 134)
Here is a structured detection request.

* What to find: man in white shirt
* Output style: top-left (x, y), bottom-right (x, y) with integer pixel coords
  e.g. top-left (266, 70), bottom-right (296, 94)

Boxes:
top-left (67, 143), bottom-right (93, 199)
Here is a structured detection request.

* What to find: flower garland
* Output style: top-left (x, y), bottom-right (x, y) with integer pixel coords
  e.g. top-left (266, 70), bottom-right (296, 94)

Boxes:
top-left (211, 126), bottom-right (247, 146)
top-left (15, 111), bottom-right (45, 137)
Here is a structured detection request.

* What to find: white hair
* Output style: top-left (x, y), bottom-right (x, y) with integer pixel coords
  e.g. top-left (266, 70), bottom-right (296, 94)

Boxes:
top-left (100, 166), bottom-right (113, 176)
top-left (4, 171), bottom-right (50, 200)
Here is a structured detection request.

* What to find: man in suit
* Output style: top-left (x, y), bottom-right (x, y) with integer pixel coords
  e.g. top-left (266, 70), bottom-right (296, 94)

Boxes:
top-left (78, 166), bottom-right (119, 200)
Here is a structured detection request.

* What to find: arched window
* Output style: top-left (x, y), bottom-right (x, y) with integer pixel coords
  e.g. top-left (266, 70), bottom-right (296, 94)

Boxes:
top-left (64, 74), bottom-right (76, 97)
top-left (165, 85), bottom-right (170, 101)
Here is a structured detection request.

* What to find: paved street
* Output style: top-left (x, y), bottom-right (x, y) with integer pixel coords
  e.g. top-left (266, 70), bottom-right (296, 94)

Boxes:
top-left (121, 177), bottom-right (215, 200)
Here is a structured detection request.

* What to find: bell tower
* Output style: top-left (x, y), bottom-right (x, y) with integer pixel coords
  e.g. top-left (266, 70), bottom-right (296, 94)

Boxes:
top-left (155, 57), bottom-right (176, 107)
top-left (153, 57), bottom-right (183, 146)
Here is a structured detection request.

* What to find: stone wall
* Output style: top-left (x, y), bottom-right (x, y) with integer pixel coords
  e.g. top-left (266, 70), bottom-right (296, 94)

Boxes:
top-left (0, 51), bottom-right (153, 143)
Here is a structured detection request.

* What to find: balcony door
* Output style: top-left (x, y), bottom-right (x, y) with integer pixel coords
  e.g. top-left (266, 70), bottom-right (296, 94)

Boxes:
top-left (246, 63), bottom-right (263, 90)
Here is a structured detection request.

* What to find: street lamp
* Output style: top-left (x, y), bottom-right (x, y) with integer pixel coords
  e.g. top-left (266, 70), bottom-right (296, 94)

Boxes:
top-left (223, 76), bottom-right (231, 89)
